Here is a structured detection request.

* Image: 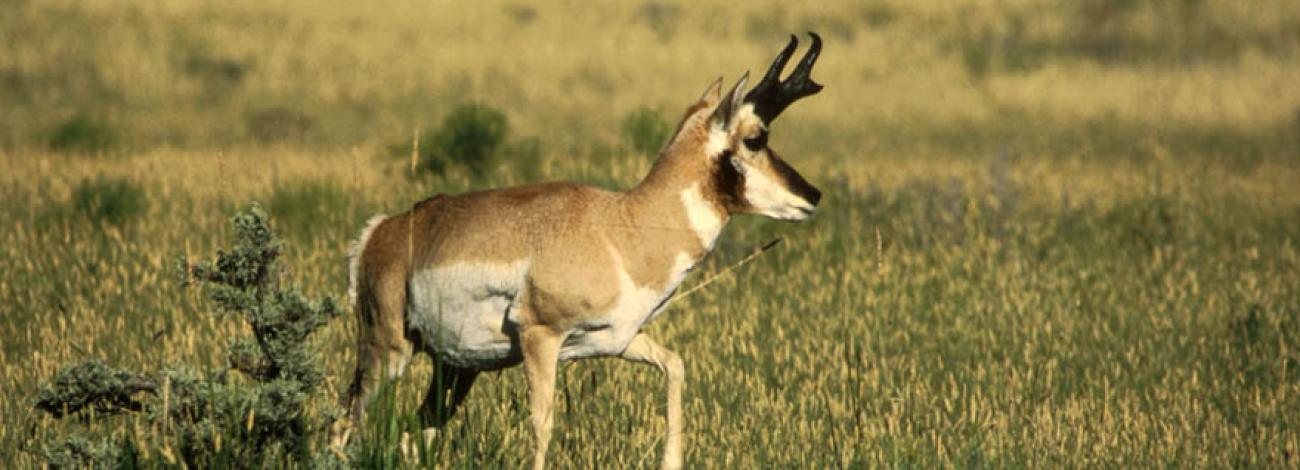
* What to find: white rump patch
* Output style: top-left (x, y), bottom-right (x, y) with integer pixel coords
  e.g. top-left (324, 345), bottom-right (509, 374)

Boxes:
top-left (347, 214), bottom-right (388, 304)
top-left (680, 183), bottom-right (725, 249)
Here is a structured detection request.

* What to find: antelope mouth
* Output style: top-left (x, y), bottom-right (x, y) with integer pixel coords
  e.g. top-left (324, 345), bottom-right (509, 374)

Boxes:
top-left (776, 203), bottom-right (816, 222)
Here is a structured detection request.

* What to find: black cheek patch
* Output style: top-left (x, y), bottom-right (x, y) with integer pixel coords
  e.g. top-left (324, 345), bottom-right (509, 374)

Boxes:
top-left (712, 149), bottom-right (748, 211)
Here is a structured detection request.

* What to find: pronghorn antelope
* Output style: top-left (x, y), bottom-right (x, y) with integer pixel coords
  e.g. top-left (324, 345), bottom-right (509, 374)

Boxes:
top-left (334, 33), bottom-right (825, 469)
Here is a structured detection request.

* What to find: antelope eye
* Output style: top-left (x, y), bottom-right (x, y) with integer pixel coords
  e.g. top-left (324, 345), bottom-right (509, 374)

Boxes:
top-left (742, 131), bottom-right (768, 151)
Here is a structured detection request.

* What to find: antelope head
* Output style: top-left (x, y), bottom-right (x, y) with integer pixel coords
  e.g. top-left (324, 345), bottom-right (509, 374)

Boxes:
top-left (709, 32), bottom-right (825, 221)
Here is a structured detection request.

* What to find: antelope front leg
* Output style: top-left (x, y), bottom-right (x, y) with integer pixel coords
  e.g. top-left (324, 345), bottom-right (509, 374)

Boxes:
top-left (522, 326), bottom-right (564, 470)
top-left (621, 333), bottom-right (685, 470)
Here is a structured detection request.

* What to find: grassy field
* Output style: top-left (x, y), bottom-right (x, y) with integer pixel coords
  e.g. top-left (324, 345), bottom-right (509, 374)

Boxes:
top-left (3, 0), bottom-right (1300, 467)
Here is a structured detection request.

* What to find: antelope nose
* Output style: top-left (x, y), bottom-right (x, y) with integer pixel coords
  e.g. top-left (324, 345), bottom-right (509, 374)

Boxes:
top-left (807, 186), bottom-right (822, 206)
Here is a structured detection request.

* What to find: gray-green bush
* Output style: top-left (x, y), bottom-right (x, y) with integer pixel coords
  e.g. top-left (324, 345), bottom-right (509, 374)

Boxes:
top-left (33, 205), bottom-right (343, 468)
top-left (421, 103), bottom-right (510, 177)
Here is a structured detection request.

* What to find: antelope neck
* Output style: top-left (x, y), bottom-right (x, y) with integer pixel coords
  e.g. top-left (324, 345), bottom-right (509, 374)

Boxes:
top-left (624, 148), bottom-right (729, 255)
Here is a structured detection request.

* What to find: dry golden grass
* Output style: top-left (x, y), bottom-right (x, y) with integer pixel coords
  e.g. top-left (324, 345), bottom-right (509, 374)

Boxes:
top-left (3, 0), bottom-right (1299, 467)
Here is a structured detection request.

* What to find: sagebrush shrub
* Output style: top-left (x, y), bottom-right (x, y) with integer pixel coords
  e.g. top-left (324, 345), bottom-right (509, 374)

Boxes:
top-left (34, 204), bottom-right (344, 468)
top-left (395, 103), bottom-right (510, 178)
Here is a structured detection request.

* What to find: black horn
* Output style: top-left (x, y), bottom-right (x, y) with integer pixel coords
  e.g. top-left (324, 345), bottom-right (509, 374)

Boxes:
top-left (744, 32), bottom-right (824, 123)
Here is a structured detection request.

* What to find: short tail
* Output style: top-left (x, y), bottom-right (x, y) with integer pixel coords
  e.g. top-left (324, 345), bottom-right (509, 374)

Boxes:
top-left (347, 214), bottom-right (389, 306)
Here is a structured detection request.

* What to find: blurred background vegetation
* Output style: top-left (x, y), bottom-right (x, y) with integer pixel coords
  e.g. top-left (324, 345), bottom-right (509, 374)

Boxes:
top-left (2, 0), bottom-right (1298, 467)
top-left (4, 0), bottom-right (1297, 163)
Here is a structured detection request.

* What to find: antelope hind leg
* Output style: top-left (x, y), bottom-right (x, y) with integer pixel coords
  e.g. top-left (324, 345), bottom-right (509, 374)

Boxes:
top-left (402, 361), bottom-right (479, 459)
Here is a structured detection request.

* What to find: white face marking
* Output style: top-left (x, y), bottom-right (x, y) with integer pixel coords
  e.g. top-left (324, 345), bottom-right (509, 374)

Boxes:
top-left (408, 259), bottom-right (531, 368)
top-left (712, 102), bottom-right (811, 220)
top-left (733, 103), bottom-right (760, 128)
top-left (680, 183), bottom-right (725, 249)
top-left (347, 214), bottom-right (389, 304)
top-left (560, 248), bottom-right (696, 361)
top-left (707, 104), bottom-right (760, 158)
top-left (739, 160), bottom-right (815, 221)
top-left (712, 102), bottom-right (810, 221)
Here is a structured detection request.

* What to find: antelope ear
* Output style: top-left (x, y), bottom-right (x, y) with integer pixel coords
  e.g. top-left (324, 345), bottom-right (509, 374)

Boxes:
top-left (698, 77), bottom-right (724, 107)
top-left (711, 72), bottom-right (749, 128)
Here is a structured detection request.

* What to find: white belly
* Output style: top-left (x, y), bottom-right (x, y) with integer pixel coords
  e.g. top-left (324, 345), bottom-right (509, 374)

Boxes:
top-left (408, 260), bottom-right (530, 369)
top-left (408, 252), bottom-right (695, 369)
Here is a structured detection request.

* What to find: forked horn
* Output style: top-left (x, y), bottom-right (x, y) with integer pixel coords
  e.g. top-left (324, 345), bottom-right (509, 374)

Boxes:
top-left (743, 32), bottom-right (824, 123)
